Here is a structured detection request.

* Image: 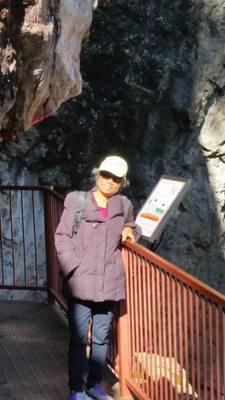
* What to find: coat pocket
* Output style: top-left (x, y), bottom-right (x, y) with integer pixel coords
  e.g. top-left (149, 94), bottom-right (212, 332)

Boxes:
top-left (63, 260), bottom-right (81, 283)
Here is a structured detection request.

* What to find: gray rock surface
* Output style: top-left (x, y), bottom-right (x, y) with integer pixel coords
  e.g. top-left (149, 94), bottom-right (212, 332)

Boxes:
top-left (0, 0), bottom-right (225, 293)
top-left (0, 0), bottom-right (94, 139)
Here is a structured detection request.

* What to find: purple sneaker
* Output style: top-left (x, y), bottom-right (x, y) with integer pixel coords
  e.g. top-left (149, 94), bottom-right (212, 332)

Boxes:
top-left (69, 390), bottom-right (87, 400)
top-left (85, 383), bottom-right (113, 400)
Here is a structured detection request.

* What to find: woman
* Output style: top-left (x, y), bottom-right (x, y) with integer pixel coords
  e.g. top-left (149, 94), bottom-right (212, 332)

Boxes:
top-left (55, 155), bottom-right (141, 400)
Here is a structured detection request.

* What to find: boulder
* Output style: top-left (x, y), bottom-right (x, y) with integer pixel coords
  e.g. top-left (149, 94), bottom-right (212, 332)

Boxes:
top-left (0, 0), bottom-right (94, 139)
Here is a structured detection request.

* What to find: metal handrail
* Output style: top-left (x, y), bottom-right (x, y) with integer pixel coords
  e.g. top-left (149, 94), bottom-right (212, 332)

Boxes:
top-left (1, 185), bottom-right (225, 306)
top-left (125, 240), bottom-right (225, 307)
top-left (1, 185), bottom-right (225, 400)
top-left (119, 243), bottom-right (225, 399)
top-left (0, 184), bottom-right (64, 199)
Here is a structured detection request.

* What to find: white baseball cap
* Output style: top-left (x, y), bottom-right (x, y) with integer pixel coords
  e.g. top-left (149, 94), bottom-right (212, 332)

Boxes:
top-left (99, 156), bottom-right (128, 178)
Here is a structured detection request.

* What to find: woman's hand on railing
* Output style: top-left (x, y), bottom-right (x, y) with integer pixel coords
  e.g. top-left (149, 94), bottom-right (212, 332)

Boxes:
top-left (121, 227), bottom-right (135, 242)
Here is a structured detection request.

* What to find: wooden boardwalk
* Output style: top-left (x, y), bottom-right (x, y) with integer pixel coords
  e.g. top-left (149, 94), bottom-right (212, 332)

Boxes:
top-left (0, 301), bottom-right (120, 400)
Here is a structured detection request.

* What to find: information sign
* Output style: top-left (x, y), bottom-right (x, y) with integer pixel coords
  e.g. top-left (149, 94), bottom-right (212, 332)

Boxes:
top-left (135, 175), bottom-right (191, 243)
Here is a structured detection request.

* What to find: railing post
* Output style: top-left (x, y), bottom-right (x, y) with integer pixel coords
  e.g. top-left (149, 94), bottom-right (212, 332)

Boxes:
top-left (43, 188), bottom-right (55, 304)
top-left (118, 299), bottom-right (132, 399)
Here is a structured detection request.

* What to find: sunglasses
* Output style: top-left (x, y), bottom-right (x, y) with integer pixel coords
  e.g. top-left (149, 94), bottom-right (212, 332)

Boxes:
top-left (100, 171), bottom-right (123, 184)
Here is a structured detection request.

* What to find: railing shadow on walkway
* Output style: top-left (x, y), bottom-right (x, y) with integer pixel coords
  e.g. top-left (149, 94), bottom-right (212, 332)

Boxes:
top-left (0, 300), bottom-right (119, 400)
top-left (0, 185), bottom-right (225, 400)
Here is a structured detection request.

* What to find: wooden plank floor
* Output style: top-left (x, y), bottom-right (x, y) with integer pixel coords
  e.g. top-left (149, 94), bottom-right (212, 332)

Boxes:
top-left (0, 301), bottom-right (120, 400)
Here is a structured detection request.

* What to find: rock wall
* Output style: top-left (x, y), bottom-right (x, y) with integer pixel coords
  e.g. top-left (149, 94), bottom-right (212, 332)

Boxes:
top-left (0, 0), bottom-right (225, 293)
top-left (0, 0), bottom-right (94, 139)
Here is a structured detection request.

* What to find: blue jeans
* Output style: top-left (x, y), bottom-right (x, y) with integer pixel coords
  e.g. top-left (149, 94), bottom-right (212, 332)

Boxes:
top-left (68, 298), bottom-right (115, 391)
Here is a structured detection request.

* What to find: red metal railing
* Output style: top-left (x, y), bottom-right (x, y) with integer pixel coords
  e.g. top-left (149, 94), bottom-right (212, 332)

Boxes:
top-left (1, 185), bottom-right (225, 399)
top-left (0, 186), bottom-right (47, 291)
top-left (43, 187), bottom-right (65, 308)
top-left (0, 186), bottom-right (65, 306)
top-left (119, 242), bottom-right (225, 400)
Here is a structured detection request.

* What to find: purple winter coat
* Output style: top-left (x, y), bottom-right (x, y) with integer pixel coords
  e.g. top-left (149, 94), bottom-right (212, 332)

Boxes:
top-left (55, 190), bottom-right (141, 302)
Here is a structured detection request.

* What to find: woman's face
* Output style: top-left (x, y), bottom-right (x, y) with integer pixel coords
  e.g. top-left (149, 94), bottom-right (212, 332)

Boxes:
top-left (96, 171), bottom-right (123, 198)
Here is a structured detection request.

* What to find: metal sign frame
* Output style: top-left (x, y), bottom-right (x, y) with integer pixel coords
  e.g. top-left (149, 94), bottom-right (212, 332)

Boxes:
top-left (135, 175), bottom-right (191, 243)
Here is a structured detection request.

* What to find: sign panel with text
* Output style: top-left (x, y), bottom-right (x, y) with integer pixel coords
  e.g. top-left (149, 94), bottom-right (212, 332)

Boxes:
top-left (136, 175), bottom-right (191, 242)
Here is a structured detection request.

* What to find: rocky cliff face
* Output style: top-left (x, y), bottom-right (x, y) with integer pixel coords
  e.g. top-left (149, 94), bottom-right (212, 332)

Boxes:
top-left (0, 0), bottom-right (225, 292)
top-left (0, 0), bottom-right (94, 139)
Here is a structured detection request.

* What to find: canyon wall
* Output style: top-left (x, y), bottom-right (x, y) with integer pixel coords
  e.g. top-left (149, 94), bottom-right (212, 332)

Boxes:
top-left (0, 0), bottom-right (225, 293)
